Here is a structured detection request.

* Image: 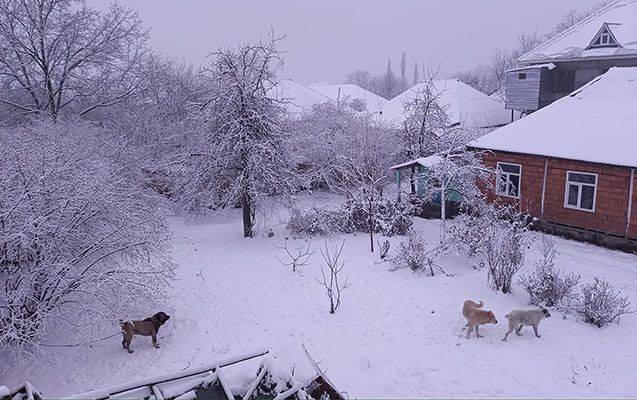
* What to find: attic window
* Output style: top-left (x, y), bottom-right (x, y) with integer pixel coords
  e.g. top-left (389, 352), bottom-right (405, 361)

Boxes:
top-left (518, 73), bottom-right (527, 80)
top-left (589, 25), bottom-right (618, 48)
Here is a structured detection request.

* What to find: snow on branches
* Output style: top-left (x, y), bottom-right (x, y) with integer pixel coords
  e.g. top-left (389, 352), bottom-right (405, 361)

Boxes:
top-left (0, 122), bottom-right (174, 351)
top-left (181, 33), bottom-right (298, 237)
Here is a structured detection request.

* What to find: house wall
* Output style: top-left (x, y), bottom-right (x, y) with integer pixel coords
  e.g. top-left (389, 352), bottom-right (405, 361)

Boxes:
top-left (526, 58), bottom-right (637, 103)
top-left (505, 69), bottom-right (541, 111)
top-left (481, 151), bottom-right (637, 240)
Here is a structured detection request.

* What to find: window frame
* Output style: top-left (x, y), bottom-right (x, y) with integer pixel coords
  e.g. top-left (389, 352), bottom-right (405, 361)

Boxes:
top-left (495, 162), bottom-right (522, 199)
top-left (563, 170), bottom-right (598, 213)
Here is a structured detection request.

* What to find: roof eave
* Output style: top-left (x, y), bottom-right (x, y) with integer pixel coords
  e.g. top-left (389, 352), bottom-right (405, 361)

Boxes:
top-left (519, 53), bottom-right (637, 65)
top-left (466, 146), bottom-right (637, 170)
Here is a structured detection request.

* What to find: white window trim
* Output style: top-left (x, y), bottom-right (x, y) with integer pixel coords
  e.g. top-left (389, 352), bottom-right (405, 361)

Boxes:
top-left (563, 170), bottom-right (598, 213)
top-left (496, 162), bottom-right (522, 199)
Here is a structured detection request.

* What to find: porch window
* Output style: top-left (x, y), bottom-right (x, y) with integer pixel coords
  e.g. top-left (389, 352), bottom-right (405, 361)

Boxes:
top-left (564, 171), bottom-right (597, 212)
top-left (496, 162), bottom-right (521, 198)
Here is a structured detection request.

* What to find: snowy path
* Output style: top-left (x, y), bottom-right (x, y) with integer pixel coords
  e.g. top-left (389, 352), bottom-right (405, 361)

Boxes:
top-left (2, 200), bottom-right (637, 398)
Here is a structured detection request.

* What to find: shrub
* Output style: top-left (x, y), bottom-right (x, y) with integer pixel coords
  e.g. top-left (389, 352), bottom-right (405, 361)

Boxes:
top-left (392, 234), bottom-right (429, 273)
top-left (576, 278), bottom-right (632, 327)
top-left (287, 207), bottom-right (354, 237)
top-left (519, 237), bottom-right (580, 308)
top-left (450, 201), bottom-right (534, 293)
top-left (288, 197), bottom-right (412, 238)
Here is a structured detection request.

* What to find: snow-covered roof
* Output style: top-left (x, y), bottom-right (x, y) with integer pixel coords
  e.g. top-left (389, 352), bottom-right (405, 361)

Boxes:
top-left (383, 79), bottom-right (512, 129)
top-left (390, 154), bottom-right (443, 170)
top-left (519, 0), bottom-right (637, 63)
top-left (469, 67), bottom-right (637, 168)
top-left (308, 82), bottom-right (387, 113)
top-left (268, 79), bottom-right (331, 116)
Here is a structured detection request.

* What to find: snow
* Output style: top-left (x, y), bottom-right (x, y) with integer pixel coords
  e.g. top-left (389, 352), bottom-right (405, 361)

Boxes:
top-left (308, 82), bottom-right (387, 113)
top-left (0, 386), bottom-right (9, 398)
top-left (390, 154), bottom-right (444, 170)
top-left (2, 192), bottom-right (637, 398)
top-left (382, 79), bottom-right (511, 129)
top-left (506, 63), bottom-right (556, 72)
top-left (469, 67), bottom-right (637, 168)
top-left (520, 0), bottom-right (637, 63)
top-left (268, 79), bottom-right (331, 116)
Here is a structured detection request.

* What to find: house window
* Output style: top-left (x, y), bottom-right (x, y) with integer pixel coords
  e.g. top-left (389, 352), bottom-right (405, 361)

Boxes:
top-left (518, 73), bottom-right (527, 80)
top-left (564, 171), bottom-right (597, 212)
top-left (496, 162), bottom-right (521, 198)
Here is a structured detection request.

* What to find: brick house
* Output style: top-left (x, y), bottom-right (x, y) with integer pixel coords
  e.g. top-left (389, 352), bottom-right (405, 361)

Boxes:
top-left (469, 67), bottom-right (637, 250)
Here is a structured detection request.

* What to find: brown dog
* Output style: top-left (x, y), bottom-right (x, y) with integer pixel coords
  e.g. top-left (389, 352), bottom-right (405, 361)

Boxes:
top-left (120, 312), bottom-right (170, 353)
top-left (462, 300), bottom-right (498, 339)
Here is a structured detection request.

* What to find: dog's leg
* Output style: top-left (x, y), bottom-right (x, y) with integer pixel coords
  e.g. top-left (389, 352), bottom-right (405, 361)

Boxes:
top-left (516, 324), bottom-right (523, 335)
top-left (532, 324), bottom-right (541, 338)
top-left (465, 325), bottom-right (474, 339)
top-left (475, 324), bottom-right (483, 338)
top-left (125, 334), bottom-right (134, 353)
top-left (503, 326), bottom-right (515, 342)
top-left (152, 332), bottom-right (160, 349)
top-left (122, 333), bottom-right (127, 349)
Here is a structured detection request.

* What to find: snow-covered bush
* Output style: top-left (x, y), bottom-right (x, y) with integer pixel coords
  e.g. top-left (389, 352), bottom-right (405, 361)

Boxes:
top-left (450, 201), bottom-right (534, 293)
top-left (576, 278), bottom-right (632, 327)
top-left (518, 237), bottom-right (580, 308)
top-left (344, 196), bottom-right (412, 237)
top-left (287, 207), bottom-right (354, 237)
top-left (392, 234), bottom-right (429, 273)
top-left (0, 122), bottom-right (174, 351)
top-left (287, 198), bottom-right (412, 239)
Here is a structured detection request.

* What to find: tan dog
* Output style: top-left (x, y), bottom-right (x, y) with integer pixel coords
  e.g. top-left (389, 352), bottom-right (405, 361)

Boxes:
top-left (462, 300), bottom-right (498, 339)
top-left (120, 311), bottom-right (170, 353)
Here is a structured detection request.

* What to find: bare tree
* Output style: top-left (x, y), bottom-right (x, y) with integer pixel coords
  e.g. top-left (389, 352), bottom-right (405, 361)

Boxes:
top-left (400, 71), bottom-right (450, 160)
top-left (422, 128), bottom-right (493, 241)
top-left (0, 0), bottom-right (149, 122)
top-left (275, 240), bottom-right (315, 272)
top-left (183, 33), bottom-right (298, 237)
top-left (315, 240), bottom-right (349, 314)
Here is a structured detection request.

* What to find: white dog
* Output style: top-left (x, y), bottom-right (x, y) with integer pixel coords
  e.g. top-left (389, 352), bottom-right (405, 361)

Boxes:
top-left (502, 306), bottom-right (551, 341)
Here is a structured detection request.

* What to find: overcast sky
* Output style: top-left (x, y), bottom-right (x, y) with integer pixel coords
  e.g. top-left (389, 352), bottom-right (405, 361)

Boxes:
top-left (88, 0), bottom-right (598, 84)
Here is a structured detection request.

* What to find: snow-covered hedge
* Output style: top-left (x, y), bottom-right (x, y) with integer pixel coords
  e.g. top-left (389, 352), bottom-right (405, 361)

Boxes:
top-left (287, 197), bottom-right (412, 238)
top-left (576, 278), bottom-right (632, 328)
top-left (519, 237), bottom-right (580, 309)
top-left (287, 207), bottom-right (355, 237)
top-left (0, 122), bottom-right (174, 351)
top-left (344, 197), bottom-right (412, 237)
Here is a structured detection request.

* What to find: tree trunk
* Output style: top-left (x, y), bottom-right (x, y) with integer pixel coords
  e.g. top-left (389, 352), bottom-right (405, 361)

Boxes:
top-left (440, 182), bottom-right (446, 243)
top-left (369, 196), bottom-right (374, 253)
top-left (242, 194), bottom-right (254, 238)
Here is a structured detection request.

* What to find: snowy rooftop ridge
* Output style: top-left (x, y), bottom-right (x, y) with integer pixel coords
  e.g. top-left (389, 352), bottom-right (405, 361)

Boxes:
top-left (469, 67), bottom-right (637, 168)
top-left (308, 81), bottom-right (388, 113)
top-left (519, 0), bottom-right (637, 63)
top-left (268, 79), bottom-right (331, 116)
top-left (382, 79), bottom-right (511, 129)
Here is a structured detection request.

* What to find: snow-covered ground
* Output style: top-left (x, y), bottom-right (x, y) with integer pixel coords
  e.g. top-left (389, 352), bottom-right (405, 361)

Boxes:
top-left (2, 193), bottom-right (637, 398)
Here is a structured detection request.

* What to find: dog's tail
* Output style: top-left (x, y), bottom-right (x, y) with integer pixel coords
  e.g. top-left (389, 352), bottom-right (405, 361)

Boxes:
top-left (476, 300), bottom-right (484, 308)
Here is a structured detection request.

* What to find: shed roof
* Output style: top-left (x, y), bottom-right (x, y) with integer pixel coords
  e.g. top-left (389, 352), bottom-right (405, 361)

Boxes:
top-left (519, 0), bottom-right (637, 64)
top-left (469, 67), bottom-right (637, 168)
top-left (390, 155), bottom-right (444, 170)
